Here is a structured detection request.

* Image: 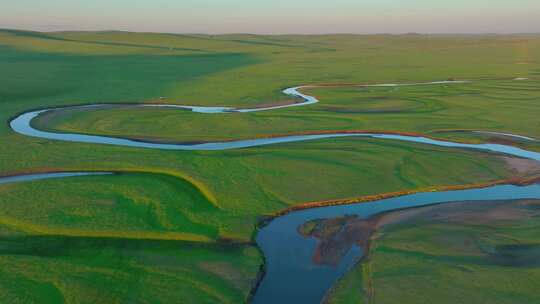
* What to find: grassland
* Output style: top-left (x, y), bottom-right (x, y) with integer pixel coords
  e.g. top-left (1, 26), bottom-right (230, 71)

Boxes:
top-left (0, 173), bottom-right (221, 241)
top-left (1, 29), bottom-right (540, 302)
top-left (0, 235), bottom-right (260, 304)
top-left (326, 199), bottom-right (540, 304)
top-left (32, 79), bottom-right (540, 151)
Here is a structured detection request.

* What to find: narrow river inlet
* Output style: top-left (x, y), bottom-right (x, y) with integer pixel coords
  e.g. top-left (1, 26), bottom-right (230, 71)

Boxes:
top-left (6, 79), bottom-right (540, 303)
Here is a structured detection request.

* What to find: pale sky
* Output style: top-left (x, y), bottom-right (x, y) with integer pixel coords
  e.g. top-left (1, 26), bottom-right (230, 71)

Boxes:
top-left (1, 0), bottom-right (540, 34)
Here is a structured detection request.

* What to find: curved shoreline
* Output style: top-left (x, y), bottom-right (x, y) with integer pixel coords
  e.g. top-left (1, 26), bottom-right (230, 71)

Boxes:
top-left (0, 171), bottom-right (113, 185)
top-left (431, 128), bottom-right (538, 142)
top-left (3, 168), bottom-right (540, 304)
top-left (3, 174), bottom-right (540, 302)
top-left (8, 78), bottom-right (536, 155)
top-left (5, 77), bottom-right (540, 303)
top-left (9, 79), bottom-right (538, 156)
top-left (8, 80), bottom-right (467, 147)
top-left (252, 183), bottom-right (540, 303)
top-left (271, 174), bottom-right (540, 217)
top-left (0, 168), bottom-right (219, 208)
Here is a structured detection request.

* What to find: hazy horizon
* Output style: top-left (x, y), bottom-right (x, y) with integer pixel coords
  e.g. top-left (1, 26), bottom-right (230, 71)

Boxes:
top-left (2, 0), bottom-right (540, 35)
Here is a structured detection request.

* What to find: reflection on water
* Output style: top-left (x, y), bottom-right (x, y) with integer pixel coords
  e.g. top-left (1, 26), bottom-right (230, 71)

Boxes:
top-left (253, 183), bottom-right (540, 304)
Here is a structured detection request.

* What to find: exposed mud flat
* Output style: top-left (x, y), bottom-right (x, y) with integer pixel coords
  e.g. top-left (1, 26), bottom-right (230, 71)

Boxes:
top-left (501, 156), bottom-right (540, 175)
top-left (254, 183), bottom-right (540, 304)
top-left (298, 215), bottom-right (374, 266)
top-left (300, 199), bottom-right (540, 269)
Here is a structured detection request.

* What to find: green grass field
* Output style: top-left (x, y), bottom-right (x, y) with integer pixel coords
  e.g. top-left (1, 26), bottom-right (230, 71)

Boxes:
top-left (1, 29), bottom-right (539, 302)
top-left (0, 236), bottom-right (260, 304)
top-left (32, 79), bottom-right (540, 148)
top-left (326, 199), bottom-right (540, 304)
top-left (0, 173), bottom-right (221, 241)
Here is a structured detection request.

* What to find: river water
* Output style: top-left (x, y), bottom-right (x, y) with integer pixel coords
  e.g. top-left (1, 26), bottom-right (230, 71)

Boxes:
top-left (6, 80), bottom-right (540, 303)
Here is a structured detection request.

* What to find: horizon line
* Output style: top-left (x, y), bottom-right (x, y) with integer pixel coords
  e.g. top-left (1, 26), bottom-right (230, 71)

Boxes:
top-left (1, 26), bottom-right (540, 37)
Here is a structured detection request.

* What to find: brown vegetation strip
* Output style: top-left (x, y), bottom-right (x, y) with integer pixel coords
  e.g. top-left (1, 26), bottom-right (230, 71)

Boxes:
top-left (181, 130), bottom-right (475, 145)
top-left (105, 129), bottom-right (481, 146)
top-left (272, 175), bottom-right (540, 217)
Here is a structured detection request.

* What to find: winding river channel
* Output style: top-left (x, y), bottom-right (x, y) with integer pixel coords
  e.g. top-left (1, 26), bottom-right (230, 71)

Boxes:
top-left (5, 79), bottom-right (540, 303)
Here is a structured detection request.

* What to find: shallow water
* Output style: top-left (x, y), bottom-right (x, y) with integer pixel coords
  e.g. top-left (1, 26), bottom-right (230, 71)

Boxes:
top-left (252, 183), bottom-right (540, 304)
top-left (0, 172), bottom-right (112, 185)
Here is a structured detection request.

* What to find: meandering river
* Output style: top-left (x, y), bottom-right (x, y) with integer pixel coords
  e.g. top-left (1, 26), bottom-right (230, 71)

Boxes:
top-left (6, 79), bottom-right (540, 303)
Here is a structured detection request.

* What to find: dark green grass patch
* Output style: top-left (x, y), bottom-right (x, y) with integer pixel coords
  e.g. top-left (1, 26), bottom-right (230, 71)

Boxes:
top-left (0, 234), bottom-right (261, 304)
top-left (327, 199), bottom-right (540, 304)
top-left (0, 173), bottom-right (220, 241)
top-left (0, 45), bottom-right (258, 108)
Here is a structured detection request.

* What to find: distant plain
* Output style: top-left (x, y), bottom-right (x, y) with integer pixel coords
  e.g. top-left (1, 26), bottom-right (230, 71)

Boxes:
top-left (1, 29), bottom-right (539, 302)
